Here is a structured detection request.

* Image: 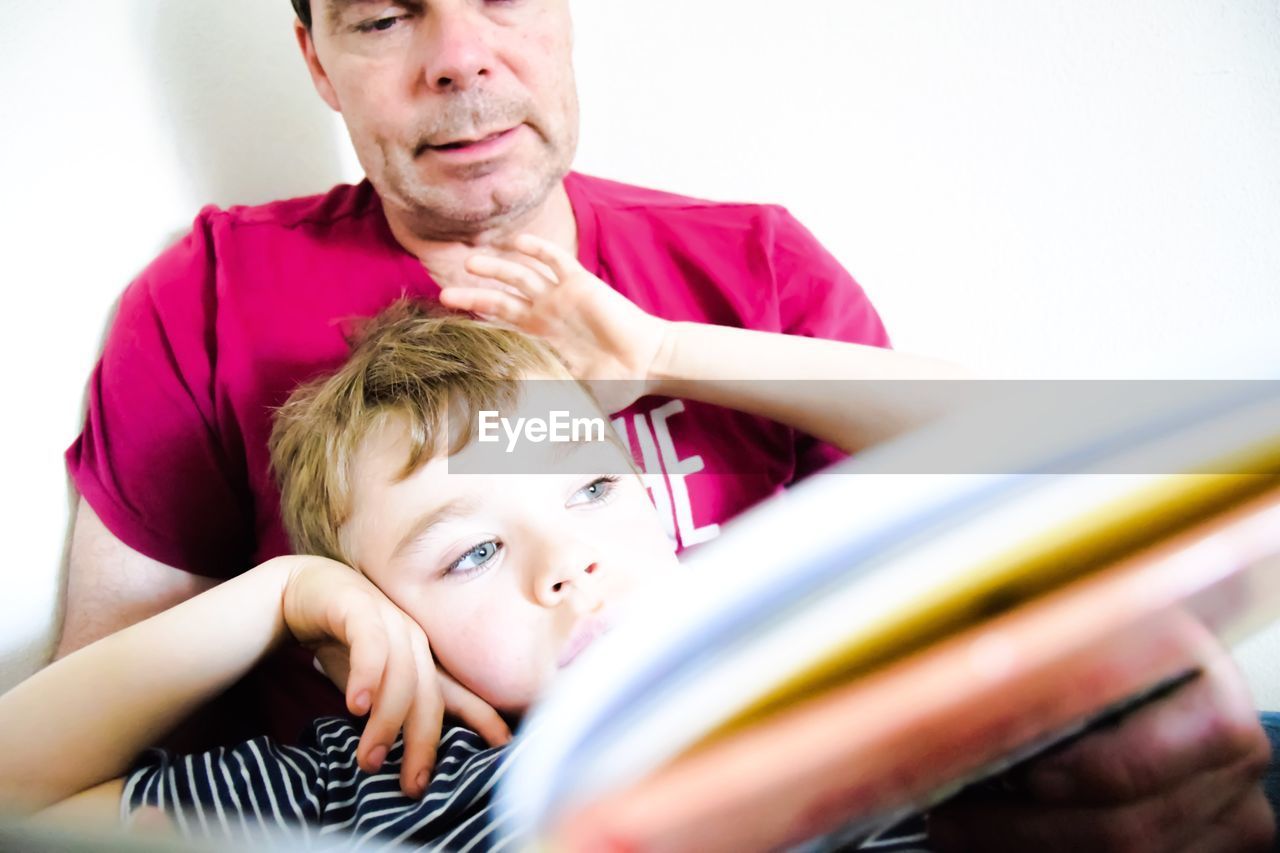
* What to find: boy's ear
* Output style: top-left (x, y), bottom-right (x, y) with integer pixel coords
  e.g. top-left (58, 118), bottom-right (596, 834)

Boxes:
top-left (295, 19), bottom-right (342, 113)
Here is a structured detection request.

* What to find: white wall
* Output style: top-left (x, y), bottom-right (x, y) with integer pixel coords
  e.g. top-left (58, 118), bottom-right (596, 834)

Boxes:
top-left (0, 0), bottom-right (348, 690)
top-left (3, 2), bottom-right (1279, 702)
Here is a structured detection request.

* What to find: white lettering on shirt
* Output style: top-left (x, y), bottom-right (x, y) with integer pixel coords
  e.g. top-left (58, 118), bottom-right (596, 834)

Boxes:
top-left (648, 400), bottom-right (721, 547)
top-left (619, 413), bottom-right (678, 545)
top-left (610, 403), bottom-right (724, 550)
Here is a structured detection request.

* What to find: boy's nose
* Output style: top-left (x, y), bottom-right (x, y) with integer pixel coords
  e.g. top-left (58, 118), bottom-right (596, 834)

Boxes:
top-left (533, 548), bottom-right (605, 613)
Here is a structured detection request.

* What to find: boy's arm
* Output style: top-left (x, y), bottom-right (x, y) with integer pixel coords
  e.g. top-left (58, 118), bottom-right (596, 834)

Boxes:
top-left (26, 779), bottom-right (131, 831)
top-left (450, 235), bottom-right (973, 452)
top-left (0, 555), bottom-right (444, 815)
top-left (0, 559), bottom-right (294, 814)
top-left (646, 321), bottom-right (971, 453)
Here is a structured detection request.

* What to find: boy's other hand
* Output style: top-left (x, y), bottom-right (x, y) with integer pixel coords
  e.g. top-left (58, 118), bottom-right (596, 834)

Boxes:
top-left (445, 234), bottom-right (672, 413)
top-left (279, 557), bottom-right (512, 799)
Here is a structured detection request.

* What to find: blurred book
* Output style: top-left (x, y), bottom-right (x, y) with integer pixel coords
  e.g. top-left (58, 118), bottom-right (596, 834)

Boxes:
top-left (499, 382), bottom-right (1280, 852)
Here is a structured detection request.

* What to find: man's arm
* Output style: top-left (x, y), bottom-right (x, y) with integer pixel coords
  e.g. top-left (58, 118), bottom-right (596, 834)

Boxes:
top-left (53, 497), bottom-right (219, 660)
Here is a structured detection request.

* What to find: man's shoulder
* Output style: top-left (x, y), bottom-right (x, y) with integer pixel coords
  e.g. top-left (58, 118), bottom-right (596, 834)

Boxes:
top-left (200, 180), bottom-right (383, 233)
top-left (567, 172), bottom-right (790, 227)
top-left (123, 180), bottom-right (395, 319)
top-left (567, 172), bottom-right (830, 276)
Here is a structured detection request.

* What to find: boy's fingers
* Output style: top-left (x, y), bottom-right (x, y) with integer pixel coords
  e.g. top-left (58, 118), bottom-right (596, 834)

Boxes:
top-left (358, 607), bottom-right (417, 774)
top-left (502, 249), bottom-right (561, 287)
top-left (439, 287), bottom-right (530, 327)
top-left (313, 644), bottom-right (351, 693)
top-left (439, 670), bottom-right (513, 748)
top-left (399, 628), bottom-right (445, 797)
top-left (338, 597), bottom-right (389, 717)
top-left (513, 233), bottom-right (578, 282)
top-left (465, 254), bottom-right (550, 298)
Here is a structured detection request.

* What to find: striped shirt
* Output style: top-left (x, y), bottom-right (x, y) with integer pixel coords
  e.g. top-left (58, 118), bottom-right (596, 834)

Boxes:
top-left (123, 717), bottom-right (516, 851)
top-left (122, 717), bottom-right (933, 851)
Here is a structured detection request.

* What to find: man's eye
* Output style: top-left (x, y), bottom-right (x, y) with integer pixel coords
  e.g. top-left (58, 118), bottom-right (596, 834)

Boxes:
top-left (447, 540), bottom-right (501, 576)
top-left (356, 15), bottom-right (408, 34)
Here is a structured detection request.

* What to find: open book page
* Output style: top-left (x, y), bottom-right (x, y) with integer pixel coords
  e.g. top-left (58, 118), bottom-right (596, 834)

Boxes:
top-left (501, 383), bottom-right (1280, 837)
top-left (490, 383), bottom-right (1280, 853)
top-left (547, 491), bottom-right (1280, 852)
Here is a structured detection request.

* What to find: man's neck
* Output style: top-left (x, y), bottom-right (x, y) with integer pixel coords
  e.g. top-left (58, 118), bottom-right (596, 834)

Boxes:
top-left (383, 182), bottom-right (578, 290)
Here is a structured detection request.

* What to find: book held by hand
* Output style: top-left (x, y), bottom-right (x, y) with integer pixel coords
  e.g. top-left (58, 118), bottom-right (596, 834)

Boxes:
top-left (499, 381), bottom-right (1280, 852)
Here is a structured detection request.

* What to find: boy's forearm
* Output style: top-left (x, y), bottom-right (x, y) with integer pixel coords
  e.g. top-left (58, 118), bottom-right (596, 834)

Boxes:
top-left (650, 322), bottom-right (975, 453)
top-left (0, 559), bottom-right (295, 813)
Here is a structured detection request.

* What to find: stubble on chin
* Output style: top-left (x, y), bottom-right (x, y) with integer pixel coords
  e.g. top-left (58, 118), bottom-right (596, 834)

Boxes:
top-left (363, 88), bottom-right (575, 241)
top-left (380, 134), bottom-right (572, 242)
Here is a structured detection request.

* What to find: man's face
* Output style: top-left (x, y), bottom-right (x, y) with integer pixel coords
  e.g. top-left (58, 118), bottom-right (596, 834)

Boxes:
top-left (340, 389), bottom-right (679, 714)
top-left (300, 0), bottom-right (579, 239)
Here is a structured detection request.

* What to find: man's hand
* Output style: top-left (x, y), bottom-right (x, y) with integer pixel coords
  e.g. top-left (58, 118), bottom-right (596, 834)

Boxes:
top-left (280, 558), bottom-right (511, 800)
top-left (442, 234), bottom-right (671, 412)
top-left (930, 638), bottom-right (1275, 852)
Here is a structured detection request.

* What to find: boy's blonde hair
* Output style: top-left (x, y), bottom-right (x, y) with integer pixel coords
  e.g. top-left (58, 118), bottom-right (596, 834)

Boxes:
top-left (269, 302), bottom-right (570, 563)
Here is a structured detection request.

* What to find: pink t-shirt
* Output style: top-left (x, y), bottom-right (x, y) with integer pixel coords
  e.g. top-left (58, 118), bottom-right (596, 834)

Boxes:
top-left (67, 173), bottom-right (889, 743)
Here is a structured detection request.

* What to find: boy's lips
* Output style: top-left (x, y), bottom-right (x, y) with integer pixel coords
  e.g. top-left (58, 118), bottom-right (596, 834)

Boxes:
top-left (557, 615), bottom-right (613, 669)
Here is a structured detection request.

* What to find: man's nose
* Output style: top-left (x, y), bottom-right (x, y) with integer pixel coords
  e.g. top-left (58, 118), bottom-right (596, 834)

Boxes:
top-left (418, 6), bottom-right (494, 93)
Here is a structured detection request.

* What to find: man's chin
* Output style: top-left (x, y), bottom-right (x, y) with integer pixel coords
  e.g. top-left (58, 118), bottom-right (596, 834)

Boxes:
top-left (398, 175), bottom-right (556, 235)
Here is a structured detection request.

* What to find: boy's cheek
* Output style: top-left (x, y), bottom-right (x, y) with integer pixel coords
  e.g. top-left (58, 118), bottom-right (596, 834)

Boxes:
top-left (434, 618), bottom-right (554, 708)
top-left (457, 651), bottom-right (550, 714)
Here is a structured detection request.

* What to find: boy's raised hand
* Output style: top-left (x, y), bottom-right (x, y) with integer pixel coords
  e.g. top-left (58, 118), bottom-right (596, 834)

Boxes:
top-left (443, 234), bottom-right (671, 413)
top-left (279, 557), bottom-right (511, 800)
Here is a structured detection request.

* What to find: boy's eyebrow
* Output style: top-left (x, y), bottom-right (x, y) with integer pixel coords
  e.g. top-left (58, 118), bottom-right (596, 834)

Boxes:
top-left (550, 437), bottom-right (597, 462)
top-left (390, 496), bottom-right (481, 560)
top-left (549, 434), bottom-right (635, 474)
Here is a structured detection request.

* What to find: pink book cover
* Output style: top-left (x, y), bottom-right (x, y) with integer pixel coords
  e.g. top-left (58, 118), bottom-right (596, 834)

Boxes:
top-left (549, 489), bottom-right (1280, 853)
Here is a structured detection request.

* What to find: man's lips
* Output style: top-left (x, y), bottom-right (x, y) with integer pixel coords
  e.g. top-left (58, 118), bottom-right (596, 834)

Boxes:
top-left (418, 126), bottom-right (520, 157)
top-left (557, 615), bottom-right (613, 669)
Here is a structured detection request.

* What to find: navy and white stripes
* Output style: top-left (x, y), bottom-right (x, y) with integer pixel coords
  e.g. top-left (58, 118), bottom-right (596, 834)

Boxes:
top-left (122, 717), bottom-right (521, 851)
top-left (122, 716), bottom-right (933, 851)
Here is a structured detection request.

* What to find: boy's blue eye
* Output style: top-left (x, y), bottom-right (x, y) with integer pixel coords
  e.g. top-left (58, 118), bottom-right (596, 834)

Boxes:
top-left (569, 476), bottom-right (619, 507)
top-left (448, 540), bottom-right (501, 576)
